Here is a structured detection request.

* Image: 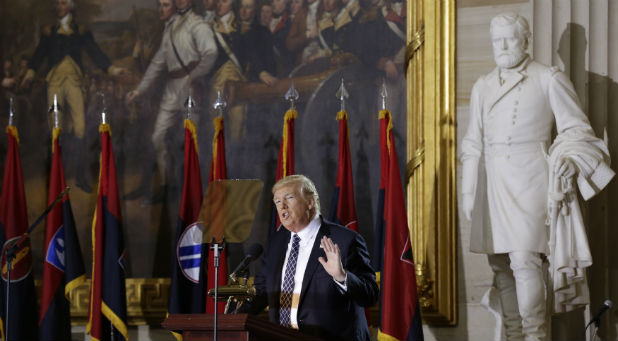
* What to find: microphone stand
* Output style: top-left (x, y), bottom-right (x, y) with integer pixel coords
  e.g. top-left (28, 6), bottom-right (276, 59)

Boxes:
top-left (210, 238), bottom-right (225, 341)
top-left (4, 186), bottom-right (70, 341)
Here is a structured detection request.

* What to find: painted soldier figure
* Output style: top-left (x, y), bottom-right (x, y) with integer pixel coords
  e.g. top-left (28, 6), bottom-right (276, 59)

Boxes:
top-left (269, 0), bottom-right (295, 76)
top-left (238, 0), bottom-right (277, 84)
top-left (21, 0), bottom-right (126, 192)
top-left (126, 0), bottom-right (218, 202)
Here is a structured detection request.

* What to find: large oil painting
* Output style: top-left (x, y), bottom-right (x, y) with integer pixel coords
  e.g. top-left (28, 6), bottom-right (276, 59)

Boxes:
top-left (0, 0), bottom-right (407, 281)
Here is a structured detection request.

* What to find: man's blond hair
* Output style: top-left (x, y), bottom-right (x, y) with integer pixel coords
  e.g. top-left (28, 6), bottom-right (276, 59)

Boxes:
top-left (272, 174), bottom-right (321, 214)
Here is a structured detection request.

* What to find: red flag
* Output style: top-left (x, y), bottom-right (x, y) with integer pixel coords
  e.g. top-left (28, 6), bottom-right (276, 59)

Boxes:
top-left (329, 110), bottom-right (359, 232)
top-left (329, 110), bottom-right (375, 327)
top-left (270, 109), bottom-right (297, 235)
top-left (40, 127), bottom-right (86, 340)
top-left (376, 110), bottom-right (423, 341)
top-left (87, 123), bottom-right (128, 341)
top-left (169, 118), bottom-right (206, 325)
top-left (0, 126), bottom-right (38, 340)
top-left (206, 116), bottom-right (228, 314)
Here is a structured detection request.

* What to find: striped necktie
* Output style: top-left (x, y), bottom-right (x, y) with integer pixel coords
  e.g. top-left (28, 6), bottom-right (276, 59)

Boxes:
top-left (280, 234), bottom-right (301, 327)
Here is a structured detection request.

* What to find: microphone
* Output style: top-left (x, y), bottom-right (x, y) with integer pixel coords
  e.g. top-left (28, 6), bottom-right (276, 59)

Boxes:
top-left (229, 243), bottom-right (263, 282)
top-left (586, 300), bottom-right (613, 329)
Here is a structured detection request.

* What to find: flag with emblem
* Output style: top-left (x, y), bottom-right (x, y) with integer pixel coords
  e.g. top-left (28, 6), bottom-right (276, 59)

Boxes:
top-left (328, 109), bottom-right (373, 327)
top-left (87, 122), bottom-right (128, 341)
top-left (40, 126), bottom-right (86, 340)
top-left (376, 110), bottom-right (423, 341)
top-left (269, 107), bottom-right (297, 235)
top-left (169, 118), bottom-right (206, 325)
top-left (206, 116), bottom-right (228, 314)
top-left (0, 125), bottom-right (38, 340)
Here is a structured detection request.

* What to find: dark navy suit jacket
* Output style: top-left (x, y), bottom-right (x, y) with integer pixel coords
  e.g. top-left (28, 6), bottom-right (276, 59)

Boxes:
top-left (246, 217), bottom-right (378, 340)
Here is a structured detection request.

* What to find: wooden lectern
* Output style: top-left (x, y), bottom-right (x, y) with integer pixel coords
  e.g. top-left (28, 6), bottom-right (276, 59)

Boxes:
top-left (162, 314), bottom-right (324, 341)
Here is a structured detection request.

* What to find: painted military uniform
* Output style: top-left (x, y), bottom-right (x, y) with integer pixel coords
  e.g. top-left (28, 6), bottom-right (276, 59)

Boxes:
top-left (135, 8), bottom-right (218, 183)
top-left (240, 20), bottom-right (276, 82)
top-left (270, 12), bottom-right (294, 76)
top-left (27, 14), bottom-right (112, 138)
top-left (209, 11), bottom-right (247, 140)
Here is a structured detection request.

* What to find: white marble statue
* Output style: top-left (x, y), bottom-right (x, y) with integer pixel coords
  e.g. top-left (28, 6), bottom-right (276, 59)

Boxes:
top-left (461, 12), bottom-right (614, 340)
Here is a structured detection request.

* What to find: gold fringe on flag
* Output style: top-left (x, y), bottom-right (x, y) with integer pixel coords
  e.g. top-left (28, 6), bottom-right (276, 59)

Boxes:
top-left (52, 127), bottom-right (62, 153)
top-left (98, 123), bottom-right (111, 135)
top-left (211, 116), bottom-right (224, 180)
top-left (379, 110), bottom-right (393, 155)
top-left (282, 109), bottom-right (298, 178)
top-left (185, 118), bottom-right (199, 153)
top-left (6, 125), bottom-right (19, 144)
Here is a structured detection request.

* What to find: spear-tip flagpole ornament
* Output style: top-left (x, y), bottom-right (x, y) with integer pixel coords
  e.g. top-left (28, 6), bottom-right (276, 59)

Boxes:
top-left (213, 90), bottom-right (227, 116)
top-left (98, 91), bottom-right (107, 124)
top-left (185, 94), bottom-right (196, 120)
top-left (8, 97), bottom-right (15, 126)
top-left (285, 81), bottom-right (299, 110)
top-left (336, 78), bottom-right (349, 112)
top-left (380, 79), bottom-right (388, 111)
top-left (47, 94), bottom-right (61, 128)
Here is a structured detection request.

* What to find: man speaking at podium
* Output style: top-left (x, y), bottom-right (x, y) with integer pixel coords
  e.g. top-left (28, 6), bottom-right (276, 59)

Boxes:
top-left (241, 175), bottom-right (378, 340)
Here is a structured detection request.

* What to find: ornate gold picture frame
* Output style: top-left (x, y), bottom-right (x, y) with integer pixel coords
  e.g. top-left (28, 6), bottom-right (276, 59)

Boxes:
top-left (406, 0), bottom-right (457, 326)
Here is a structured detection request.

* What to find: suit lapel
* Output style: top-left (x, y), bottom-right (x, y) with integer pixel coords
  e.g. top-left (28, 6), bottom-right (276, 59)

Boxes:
top-left (486, 57), bottom-right (531, 112)
top-left (299, 222), bottom-right (328, 307)
top-left (271, 230), bottom-right (291, 298)
top-left (487, 71), bottom-right (524, 113)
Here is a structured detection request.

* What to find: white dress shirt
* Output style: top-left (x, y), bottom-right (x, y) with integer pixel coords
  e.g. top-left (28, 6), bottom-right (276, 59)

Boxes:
top-left (279, 214), bottom-right (348, 328)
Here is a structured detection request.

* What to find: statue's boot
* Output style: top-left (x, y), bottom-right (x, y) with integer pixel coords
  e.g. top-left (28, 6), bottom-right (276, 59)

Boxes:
top-left (510, 251), bottom-right (547, 341)
top-left (489, 254), bottom-right (525, 340)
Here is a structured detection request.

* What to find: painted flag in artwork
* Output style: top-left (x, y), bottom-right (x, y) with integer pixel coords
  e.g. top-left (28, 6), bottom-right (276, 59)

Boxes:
top-left (40, 126), bottom-right (86, 340)
top-left (0, 125), bottom-right (38, 340)
top-left (86, 123), bottom-right (128, 341)
top-left (376, 110), bottom-right (424, 341)
top-left (269, 108), bottom-right (297, 236)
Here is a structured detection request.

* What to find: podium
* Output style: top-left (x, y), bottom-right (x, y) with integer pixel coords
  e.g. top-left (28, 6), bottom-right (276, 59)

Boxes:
top-left (162, 314), bottom-right (324, 341)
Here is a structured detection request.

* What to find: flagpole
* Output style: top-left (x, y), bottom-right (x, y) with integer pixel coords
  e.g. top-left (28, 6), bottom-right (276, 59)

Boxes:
top-left (210, 93), bottom-right (226, 341)
top-left (381, 79), bottom-right (388, 111)
top-left (5, 98), bottom-right (15, 341)
top-left (210, 238), bottom-right (224, 341)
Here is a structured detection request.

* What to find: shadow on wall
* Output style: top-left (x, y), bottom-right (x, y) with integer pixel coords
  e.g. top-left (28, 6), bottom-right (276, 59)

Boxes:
top-left (554, 22), bottom-right (618, 341)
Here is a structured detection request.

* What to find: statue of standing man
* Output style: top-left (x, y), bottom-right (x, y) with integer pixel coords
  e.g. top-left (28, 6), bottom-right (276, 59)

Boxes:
top-left (461, 12), bottom-right (614, 340)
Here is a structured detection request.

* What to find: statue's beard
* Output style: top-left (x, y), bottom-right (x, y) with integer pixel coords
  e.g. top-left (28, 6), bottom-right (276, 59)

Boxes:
top-left (494, 50), bottom-right (526, 69)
